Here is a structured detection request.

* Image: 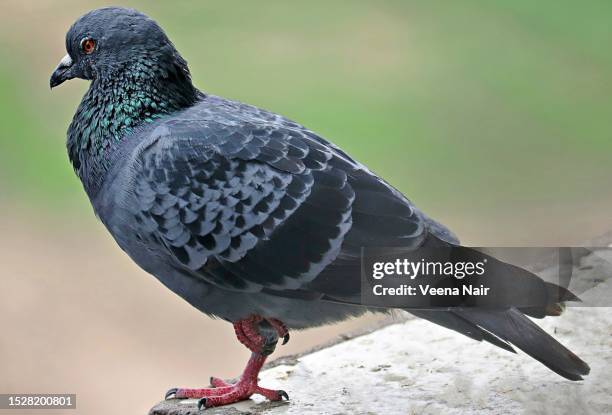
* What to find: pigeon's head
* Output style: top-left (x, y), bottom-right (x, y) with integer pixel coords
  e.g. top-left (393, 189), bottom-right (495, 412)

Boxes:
top-left (50, 7), bottom-right (191, 88)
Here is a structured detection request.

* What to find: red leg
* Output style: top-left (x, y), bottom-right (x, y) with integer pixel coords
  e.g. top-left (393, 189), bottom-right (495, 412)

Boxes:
top-left (165, 315), bottom-right (290, 409)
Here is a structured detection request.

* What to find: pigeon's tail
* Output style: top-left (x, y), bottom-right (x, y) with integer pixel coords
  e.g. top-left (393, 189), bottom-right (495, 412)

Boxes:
top-left (453, 307), bottom-right (590, 381)
top-left (407, 237), bottom-right (590, 381)
top-left (411, 307), bottom-right (590, 381)
top-left (321, 236), bottom-right (590, 380)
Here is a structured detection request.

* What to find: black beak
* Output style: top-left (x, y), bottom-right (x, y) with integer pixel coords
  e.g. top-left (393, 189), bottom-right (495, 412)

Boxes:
top-left (50, 54), bottom-right (75, 89)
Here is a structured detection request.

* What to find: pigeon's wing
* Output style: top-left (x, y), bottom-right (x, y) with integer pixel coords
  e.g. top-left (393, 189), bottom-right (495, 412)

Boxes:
top-left (130, 116), bottom-right (428, 293)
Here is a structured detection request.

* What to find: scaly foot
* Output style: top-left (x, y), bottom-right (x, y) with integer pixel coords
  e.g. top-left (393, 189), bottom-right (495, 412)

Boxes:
top-left (165, 353), bottom-right (288, 409)
top-left (165, 315), bottom-right (291, 409)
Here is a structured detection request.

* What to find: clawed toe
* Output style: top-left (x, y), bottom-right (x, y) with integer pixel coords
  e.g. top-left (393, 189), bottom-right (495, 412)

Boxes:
top-left (209, 376), bottom-right (231, 388)
top-left (164, 388), bottom-right (178, 400)
top-left (197, 398), bottom-right (208, 410)
top-left (252, 385), bottom-right (290, 402)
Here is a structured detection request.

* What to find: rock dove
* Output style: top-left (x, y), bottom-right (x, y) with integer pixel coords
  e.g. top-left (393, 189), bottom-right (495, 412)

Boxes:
top-left (50, 7), bottom-right (589, 409)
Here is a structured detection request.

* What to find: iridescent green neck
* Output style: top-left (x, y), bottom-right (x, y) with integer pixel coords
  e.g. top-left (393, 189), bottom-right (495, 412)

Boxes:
top-left (67, 59), bottom-right (198, 194)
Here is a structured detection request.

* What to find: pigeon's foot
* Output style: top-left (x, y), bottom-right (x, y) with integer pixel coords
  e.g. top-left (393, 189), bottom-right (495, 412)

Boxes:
top-left (165, 353), bottom-right (289, 409)
top-left (165, 316), bottom-right (290, 409)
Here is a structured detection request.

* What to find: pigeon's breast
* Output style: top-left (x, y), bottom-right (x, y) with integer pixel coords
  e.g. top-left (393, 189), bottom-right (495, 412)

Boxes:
top-left (90, 127), bottom-right (163, 255)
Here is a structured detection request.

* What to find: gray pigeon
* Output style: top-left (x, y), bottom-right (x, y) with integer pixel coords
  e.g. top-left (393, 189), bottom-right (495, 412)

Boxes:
top-left (50, 7), bottom-right (589, 409)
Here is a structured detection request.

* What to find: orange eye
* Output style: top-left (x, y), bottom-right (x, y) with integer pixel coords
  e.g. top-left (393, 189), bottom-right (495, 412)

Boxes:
top-left (80, 38), bottom-right (96, 54)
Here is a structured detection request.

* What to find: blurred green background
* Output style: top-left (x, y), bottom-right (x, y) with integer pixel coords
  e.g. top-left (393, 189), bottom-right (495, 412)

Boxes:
top-left (0, 1), bottom-right (610, 415)
top-left (1, 0), bottom-right (611, 243)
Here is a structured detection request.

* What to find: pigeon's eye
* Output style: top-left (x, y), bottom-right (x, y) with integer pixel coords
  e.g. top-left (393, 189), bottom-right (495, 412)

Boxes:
top-left (80, 37), bottom-right (96, 54)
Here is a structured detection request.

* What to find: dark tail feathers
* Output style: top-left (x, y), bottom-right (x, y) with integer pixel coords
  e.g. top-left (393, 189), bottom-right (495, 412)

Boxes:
top-left (455, 307), bottom-right (590, 380)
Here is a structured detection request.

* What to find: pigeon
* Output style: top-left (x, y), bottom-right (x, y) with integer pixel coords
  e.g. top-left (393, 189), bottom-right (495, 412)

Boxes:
top-left (50, 7), bottom-right (589, 409)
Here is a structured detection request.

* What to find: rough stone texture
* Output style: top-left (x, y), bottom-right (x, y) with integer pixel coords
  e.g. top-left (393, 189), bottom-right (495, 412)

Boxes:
top-left (150, 243), bottom-right (612, 415)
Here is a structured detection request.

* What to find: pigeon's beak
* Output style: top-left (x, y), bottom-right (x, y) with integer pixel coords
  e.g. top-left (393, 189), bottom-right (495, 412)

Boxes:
top-left (50, 54), bottom-right (75, 89)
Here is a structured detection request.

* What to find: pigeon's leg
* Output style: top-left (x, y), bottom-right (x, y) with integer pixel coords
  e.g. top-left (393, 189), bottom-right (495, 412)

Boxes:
top-left (165, 315), bottom-right (290, 408)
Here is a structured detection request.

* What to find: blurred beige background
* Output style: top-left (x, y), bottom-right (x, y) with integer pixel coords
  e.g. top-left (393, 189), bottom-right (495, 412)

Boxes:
top-left (1, 1), bottom-right (611, 414)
